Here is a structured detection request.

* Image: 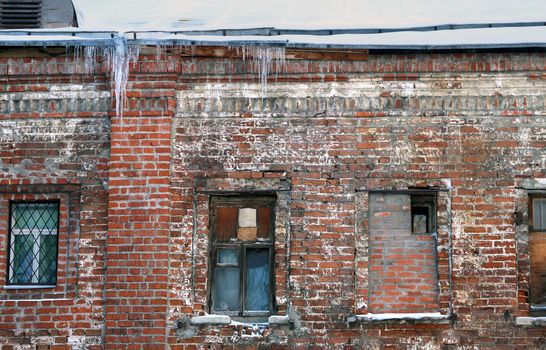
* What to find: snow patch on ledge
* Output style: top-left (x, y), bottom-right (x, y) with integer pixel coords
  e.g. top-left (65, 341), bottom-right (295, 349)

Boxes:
top-left (268, 315), bottom-right (290, 325)
top-left (515, 317), bottom-right (546, 326)
top-left (190, 315), bottom-right (231, 325)
top-left (189, 314), bottom-right (290, 326)
top-left (348, 312), bottom-right (449, 323)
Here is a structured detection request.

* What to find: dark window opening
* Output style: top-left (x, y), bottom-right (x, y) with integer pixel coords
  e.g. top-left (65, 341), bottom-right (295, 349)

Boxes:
top-left (7, 201), bottom-right (59, 285)
top-left (209, 195), bottom-right (275, 318)
top-left (411, 194), bottom-right (436, 234)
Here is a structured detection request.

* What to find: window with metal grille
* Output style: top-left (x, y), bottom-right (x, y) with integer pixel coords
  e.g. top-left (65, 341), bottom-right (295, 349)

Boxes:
top-left (209, 195), bottom-right (275, 318)
top-left (7, 201), bottom-right (59, 285)
top-left (0, 0), bottom-right (42, 29)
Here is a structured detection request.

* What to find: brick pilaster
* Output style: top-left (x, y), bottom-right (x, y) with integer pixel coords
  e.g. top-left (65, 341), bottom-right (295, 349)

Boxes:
top-left (104, 79), bottom-right (174, 348)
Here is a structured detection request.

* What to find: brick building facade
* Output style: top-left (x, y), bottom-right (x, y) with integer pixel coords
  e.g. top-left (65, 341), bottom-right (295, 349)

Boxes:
top-left (0, 44), bottom-right (545, 349)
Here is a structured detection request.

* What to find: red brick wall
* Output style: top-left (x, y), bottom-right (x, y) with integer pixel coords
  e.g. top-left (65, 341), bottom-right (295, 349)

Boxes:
top-left (0, 48), bottom-right (546, 349)
top-left (104, 78), bottom-right (175, 347)
top-left (104, 117), bottom-right (171, 348)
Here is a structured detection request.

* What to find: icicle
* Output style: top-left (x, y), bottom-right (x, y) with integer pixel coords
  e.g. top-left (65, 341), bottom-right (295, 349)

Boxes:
top-left (73, 46), bottom-right (82, 69)
top-left (242, 45), bottom-right (286, 95)
top-left (64, 36), bottom-right (140, 117)
top-left (109, 37), bottom-right (140, 117)
top-left (155, 44), bottom-right (162, 62)
top-left (83, 45), bottom-right (99, 75)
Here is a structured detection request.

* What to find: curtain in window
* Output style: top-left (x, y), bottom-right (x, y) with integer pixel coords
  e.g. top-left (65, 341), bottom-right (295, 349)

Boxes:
top-left (245, 248), bottom-right (269, 311)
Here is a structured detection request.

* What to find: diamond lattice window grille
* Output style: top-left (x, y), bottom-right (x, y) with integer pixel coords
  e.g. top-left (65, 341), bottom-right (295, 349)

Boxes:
top-left (7, 201), bottom-right (59, 285)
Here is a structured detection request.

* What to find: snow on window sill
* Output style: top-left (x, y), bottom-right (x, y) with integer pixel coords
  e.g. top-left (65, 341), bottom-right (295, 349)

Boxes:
top-left (268, 315), bottom-right (290, 325)
top-left (347, 312), bottom-right (451, 324)
top-left (189, 314), bottom-right (291, 326)
top-left (515, 317), bottom-right (546, 326)
top-left (3, 285), bottom-right (56, 290)
top-left (190, 315), bottom-right (231, 325)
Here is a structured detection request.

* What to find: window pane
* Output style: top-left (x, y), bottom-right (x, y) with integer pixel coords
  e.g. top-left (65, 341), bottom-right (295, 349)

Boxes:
top-left (38, 235), bottom-right (58, 284)
top-left (411, 206), bottom-right (429, 234)
top-left (238, 208), bottom-right (258, 241)
top-left (12, 234), bottom-right (34, 284)
top-left (13, 203), bottom-right (58, 230)
top-left (245, 248), bottom-right (270, 311)
top-left (238, 208), bottom-right (257, 228)
top-left (257, 207), bottom-right (271, 239)
top-left (213, 268), bottom-right (240, 311)
top-left (217, 248), bottom-right (238, 265)
top-left (216, 207), bottom-right (238, 241)
top-left (534, 199), bottom-right (546, 230)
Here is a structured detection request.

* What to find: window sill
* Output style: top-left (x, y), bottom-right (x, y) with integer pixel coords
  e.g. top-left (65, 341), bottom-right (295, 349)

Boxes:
top-left (268, 315), bottom-right (290, 325)
top-left (515, 317), bottom-right (546, 327)
top-left (189, 314), bottom-right (291, 326)
top-left (347, 312), bottom-right (451, 324)
top-left (190, 315), bottom-right (231, 325)
top-left (3, 285), bottom-right (56, 290)
top-left (531, 305), bottom-right (546, 312)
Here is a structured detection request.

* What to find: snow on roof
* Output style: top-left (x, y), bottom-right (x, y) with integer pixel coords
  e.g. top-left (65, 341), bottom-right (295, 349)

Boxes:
top-left (71, 0), bottom-right (546, 32)
top-left (1, 0), bottom-right (546, 48)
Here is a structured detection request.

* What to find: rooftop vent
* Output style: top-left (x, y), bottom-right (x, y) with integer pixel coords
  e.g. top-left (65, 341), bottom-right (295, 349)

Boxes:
top-left (0, 0), bottom-right (42, 29)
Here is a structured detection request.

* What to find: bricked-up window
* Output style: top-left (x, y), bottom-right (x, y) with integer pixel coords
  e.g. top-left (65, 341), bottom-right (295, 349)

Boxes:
top-left (7, 201), bottom-right (59, 285)
top-left (209, 196), bottom-right (275, 317)
top-left (368, 192), bottom-right (439, 313)
top-left (530, 197), bottom-right (546, 306)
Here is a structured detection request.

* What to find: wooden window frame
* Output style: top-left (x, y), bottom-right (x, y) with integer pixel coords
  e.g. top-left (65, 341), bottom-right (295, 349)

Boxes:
top-left (208, 195), bottom-right (276, 318)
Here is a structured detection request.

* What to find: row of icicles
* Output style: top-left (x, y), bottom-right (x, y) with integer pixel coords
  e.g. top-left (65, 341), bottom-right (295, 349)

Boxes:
top-left (67, 39), bottom-right (287, 116)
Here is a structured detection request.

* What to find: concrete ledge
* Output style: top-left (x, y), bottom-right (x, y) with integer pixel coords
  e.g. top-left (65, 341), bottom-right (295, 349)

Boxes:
top-left (530, 305), bottom-right (546, 312)
top-left (190, 315), bottom-right (231, 325)
top-left (515, 317), bottom-right (546, 327)
top-left (3, 285), bottom-right (56, 290)
top-left (190, 314), bottom-right (291, 326)
top-left (347, 312), bottom-right (451, 324)
top-left (268, 315), bottom-right (290, 325)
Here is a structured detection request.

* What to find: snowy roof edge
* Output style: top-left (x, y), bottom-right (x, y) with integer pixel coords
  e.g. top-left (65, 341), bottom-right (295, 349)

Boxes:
top-left (2, 40), bottom-right (546, 51)
top-left (1, 25), bottom-right (546, 50)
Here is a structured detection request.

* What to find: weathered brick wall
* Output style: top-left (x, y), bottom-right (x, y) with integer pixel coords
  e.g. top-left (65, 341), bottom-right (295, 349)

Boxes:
top-left (1, 48), bottom-right (546, 349)
top-left (0, 56), bottom-right (110, 349)
top-left (168, 51), bottom-right (546, 349)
